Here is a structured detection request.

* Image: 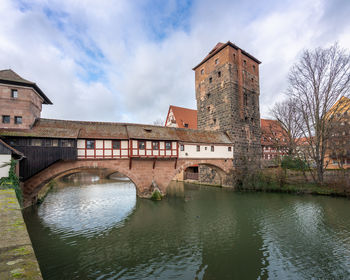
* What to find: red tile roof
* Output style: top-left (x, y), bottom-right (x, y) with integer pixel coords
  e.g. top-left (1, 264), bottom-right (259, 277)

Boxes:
top-left (261, 119), bottom-right (287, 146)
top-left (165, 105), bottom-right (198, 129)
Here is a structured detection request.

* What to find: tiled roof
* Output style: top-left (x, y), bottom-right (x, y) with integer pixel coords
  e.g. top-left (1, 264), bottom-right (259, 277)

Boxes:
top-left (260, 119), bottom-right (287, 146)
top-left (166, 105), bottom-right (198, 129)
top-left (193, 41), bottom-right (261, 70)
top-left (0, 118), bottom-right (232, 144)
top-left (0, 69), bottom-right (34, 84)
top-left (0, 69), bottom-right (52, 104)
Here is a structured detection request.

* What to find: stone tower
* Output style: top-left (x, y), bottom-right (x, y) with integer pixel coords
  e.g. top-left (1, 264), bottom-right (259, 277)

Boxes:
top-left (0, 69), bottom-right (52, 129)
top-left (193, 42), bottom-right (261, 170)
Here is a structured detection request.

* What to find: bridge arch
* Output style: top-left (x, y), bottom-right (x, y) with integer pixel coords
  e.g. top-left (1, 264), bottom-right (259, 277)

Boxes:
top-left (171, 159), bottom-right (234, 188)
top-left (22, 158), bottom-right (234, 207)
top-left (22, 160), bottom-right (146, 207)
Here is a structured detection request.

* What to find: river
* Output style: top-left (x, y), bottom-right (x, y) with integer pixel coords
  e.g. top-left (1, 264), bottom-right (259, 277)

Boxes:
top-left (22, 175), bottom-right (350, 279)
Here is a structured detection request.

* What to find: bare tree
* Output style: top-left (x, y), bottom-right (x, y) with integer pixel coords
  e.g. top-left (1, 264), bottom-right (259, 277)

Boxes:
top-left (153, 118), bottom-right (164, 126)
top-left (287, 43), bottom-right (350, 184)
top-left (270, 98), bottom-right (303, 156)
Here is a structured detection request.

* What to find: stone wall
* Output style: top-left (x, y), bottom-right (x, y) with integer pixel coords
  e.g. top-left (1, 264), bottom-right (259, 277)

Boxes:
top-left (195, 44), bottom-right (262, 179)
top-left (0, 85), bottom-right (42, 129)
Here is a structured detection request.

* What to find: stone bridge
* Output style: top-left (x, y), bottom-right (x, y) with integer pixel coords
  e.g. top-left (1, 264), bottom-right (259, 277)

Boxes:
top-left (22, 158), bottom-right (234, 207)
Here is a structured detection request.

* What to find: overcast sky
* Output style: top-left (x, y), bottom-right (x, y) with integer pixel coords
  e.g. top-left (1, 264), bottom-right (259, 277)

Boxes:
top-left (1, 0), bottom-right (349, 124)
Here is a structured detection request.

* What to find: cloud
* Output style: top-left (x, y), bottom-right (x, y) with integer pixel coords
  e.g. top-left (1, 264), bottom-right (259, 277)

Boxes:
top-left (0, 0), bottom-right (349, 124)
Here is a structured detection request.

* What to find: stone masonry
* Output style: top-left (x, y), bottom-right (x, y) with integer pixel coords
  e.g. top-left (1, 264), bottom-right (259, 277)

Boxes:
top-left (194, 42), bottom-right (262, 174)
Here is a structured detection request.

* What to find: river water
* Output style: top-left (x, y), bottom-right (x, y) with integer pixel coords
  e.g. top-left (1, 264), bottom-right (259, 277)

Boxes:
top-left (23, 176), bottom-right (350, 279)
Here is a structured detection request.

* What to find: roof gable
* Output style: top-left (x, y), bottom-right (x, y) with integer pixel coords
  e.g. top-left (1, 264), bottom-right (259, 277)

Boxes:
top-left (0, 69), bottom-right (52, 105)
top-left (166, 105), bottom-right (197, 129)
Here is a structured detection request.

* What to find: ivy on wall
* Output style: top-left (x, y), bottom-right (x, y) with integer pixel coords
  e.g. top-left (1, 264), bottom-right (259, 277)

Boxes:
top-left (0, 159), bottom-right (22, 206)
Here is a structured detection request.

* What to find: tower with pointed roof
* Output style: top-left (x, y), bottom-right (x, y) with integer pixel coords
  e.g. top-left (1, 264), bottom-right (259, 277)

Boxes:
top-left (193, 41), bottom-right (261, 169)
top-left (0, 69), bottom-right (52, 129)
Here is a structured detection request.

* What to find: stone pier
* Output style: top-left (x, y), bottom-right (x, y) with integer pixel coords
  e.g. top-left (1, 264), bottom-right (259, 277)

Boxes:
top-left (0, 189), bottom-right (42, 279)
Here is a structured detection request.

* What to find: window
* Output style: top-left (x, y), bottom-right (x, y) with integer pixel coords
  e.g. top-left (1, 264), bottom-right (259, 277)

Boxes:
top-left (180, 144), bottom-right (184, 151)
top-left (113, 140), bottom-right (121, 149)
top-left (207, 106), bottom-right (211, 112)
top-left (31, 139), bottom-right (42, 146)
top-left (11, 89), bottom-right (18, 98)
top-left (152, 141), bottom-right (159, 150)
top-left (62, 140), bottom-right (74, 147)
top-left (52, 140), bottom-right (59, 147)
top-left (86, 140), bottom-right (95, 149)
top-left (165, 141), bottom-right (171, 150)
top-left (213, 118), bottom-right (216, 125)
top-left (201, 69), bottom-right (204, 75)
top-left (253, 65), bottom-right (256, 72)
top-left (243, 60), bottom-right (247, 66)
top-left (228, 147), bottom-right (232, 152)
top-left (207, 93), bottom-right (211, 99)
top-left (14, 116), bottom-right (22, 124)
top-left (211, 146), bottom-right (214, 152)
top-left (43, 139), bottom-right (52, 146)
top-left (184, 123), bottom-right (188, 128)
top-left (209, 77), bottom-right (212, 83)
top-left (244, 94), bottom-right (248, 106)
top-left (196, 145), bottom-right (200, 152)
top-left (2, 115), bottom-right (10, 124)
top-left (233, 53), bottom-right (236, 60)
top-left (215, 58), bottom-right (219, 65)
top-left (218, 71), bottom-right (221, 77)
top-left (139, 141), bottom-right (145, 150)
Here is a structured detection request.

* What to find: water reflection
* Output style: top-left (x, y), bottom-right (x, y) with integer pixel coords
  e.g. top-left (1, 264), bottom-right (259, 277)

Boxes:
top-left (23, 180), bottom-right (350, 280)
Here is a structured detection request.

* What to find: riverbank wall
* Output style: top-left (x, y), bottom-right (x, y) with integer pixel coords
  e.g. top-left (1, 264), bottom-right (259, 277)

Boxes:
top-left (239, 168), bottom-right (350, 197)
top-left (0, 189), bottom-right (42, 279)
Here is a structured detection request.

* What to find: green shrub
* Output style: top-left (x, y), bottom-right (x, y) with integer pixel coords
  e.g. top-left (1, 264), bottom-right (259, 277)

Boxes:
top-left (0, 159), bottom-right (22, 206)
top-left (281, 156), bottom-right (309, 171)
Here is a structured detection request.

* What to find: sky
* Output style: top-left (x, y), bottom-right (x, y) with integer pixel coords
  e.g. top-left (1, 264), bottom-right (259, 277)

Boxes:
top-left (0, 0), bottom-right (350, 124)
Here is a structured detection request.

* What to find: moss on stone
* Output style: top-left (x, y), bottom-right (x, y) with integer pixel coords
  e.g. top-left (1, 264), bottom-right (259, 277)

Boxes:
top-left (151, 189), bottom-right (162, 201)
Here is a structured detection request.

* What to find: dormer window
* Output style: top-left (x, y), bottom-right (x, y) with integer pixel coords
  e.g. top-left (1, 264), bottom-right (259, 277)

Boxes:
top-left (11, 89), bottom-right (18, 98)
top-left (184, 123), bottom-right (188, 128)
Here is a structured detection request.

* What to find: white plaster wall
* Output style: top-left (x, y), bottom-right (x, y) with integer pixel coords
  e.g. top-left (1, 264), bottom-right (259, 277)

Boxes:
top-left (77, 140), bottom-right (85, 148)
top-left (121, 141), bottom-right (128, 149)
top-left (105, 140), bottom-right (112, 148)
top-left (179, 144), bottom-right (233, 159)
top-left (0, 154), bottom-right (11, 178)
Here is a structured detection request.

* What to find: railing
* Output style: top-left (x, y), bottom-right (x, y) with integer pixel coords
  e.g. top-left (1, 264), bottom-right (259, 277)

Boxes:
top-left (185, 172), bottom-right (199, 180)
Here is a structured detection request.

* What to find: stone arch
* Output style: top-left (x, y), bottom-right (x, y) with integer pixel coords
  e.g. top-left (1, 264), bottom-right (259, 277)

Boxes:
top-left (170, 159), bottom-right (234, 188)
top-left (22, 160), bottom-right (144, 207)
